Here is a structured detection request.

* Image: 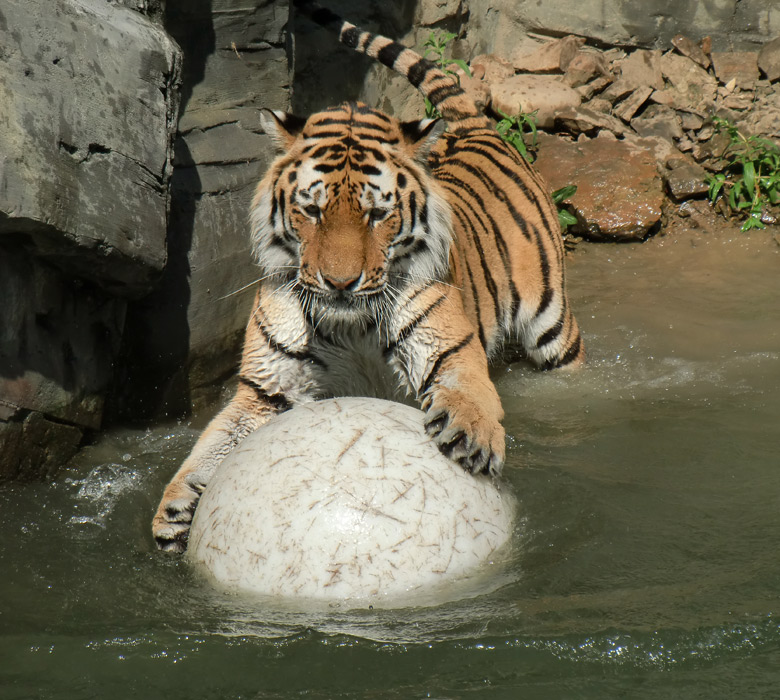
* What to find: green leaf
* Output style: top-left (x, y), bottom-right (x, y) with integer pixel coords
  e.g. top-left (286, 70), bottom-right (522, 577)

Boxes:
top-left (743, 161), bottom-right (756, 194)
top-left (449, 58), bottom-right (472, 77)
top-left (558, 209), bottom-right (578, 228)
top-left (552, 184), bottom-right (577, 203)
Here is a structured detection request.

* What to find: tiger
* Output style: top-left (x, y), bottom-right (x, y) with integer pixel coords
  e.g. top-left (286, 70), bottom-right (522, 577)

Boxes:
top-left (152, 0), bottom-right (584, 552)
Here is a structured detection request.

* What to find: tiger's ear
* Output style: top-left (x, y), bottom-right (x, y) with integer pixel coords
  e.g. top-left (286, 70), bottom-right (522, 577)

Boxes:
top-left (400, 118), bottom-right (446, 163)
top-left (258, 109), bottom-right (307, 152)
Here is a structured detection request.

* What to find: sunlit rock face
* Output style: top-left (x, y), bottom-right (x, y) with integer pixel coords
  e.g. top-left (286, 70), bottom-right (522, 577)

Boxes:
top-left (188, 397), bottom-right (513, 608)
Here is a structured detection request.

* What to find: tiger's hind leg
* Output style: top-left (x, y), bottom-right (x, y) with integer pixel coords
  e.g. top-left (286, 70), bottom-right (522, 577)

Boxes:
top-left (515, 296), bottom-right (585, 370)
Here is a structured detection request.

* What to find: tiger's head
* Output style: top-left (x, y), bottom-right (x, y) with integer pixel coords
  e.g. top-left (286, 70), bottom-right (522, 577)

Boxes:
top-left (251, 102), bottom-right (453, 323)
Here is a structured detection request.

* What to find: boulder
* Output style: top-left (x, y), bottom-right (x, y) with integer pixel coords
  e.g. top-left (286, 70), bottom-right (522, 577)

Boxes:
top-left (711, 51), bottom-right (760, 88)
top-left (116, 0), bottom-right (292, 418)
top-left (188, 397), bottom-right (514, 607)
top-left (655, 52), bottom-right (718, 114)
top-left (470, 54), bottom-right (515, 84)
top-left (0, 0), bottom-right (181, 298)
top-left (759, 37), bottom-right (780, 81)
top-left (511, 35), bottom-right (585, 73)
top-left (663, 155), bottom-right (710, 201)
top-left (564, 51), bottom-right (609, 87)
top-left (534, 133), bottom-right (664, 240)
top-left (490, 75), bottom-right (581, 128)
top-left (671, 34), bottom-right (711, 69)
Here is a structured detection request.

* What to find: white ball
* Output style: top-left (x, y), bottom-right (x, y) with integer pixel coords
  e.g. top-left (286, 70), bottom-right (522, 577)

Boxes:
top-left (187, 397), bottom-right (513, 608)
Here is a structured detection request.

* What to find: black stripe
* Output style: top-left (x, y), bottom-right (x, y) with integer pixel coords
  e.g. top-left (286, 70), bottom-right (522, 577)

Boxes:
top-left (384, 294), bottom-right (446, 357)
top-left (448, 200), bottom-right (501, 326)
top-left (314, 162), bottom-right (342, 173)
top-left (377, 41), bottom-right (406, 69)
top-left (544, 332), bottom-right (581, 370)
top-left (256, 315), bottom-right (327, 369)
top-left (238, 376), bottom-right (291, 412)
top-left (436, 171), bottom-right (521, 319)
top-left (536, 307), bottom-right (565, 349)
top-left (426, 82), bottom-right (464, 107)
top-left (359, 163), bottom-right (382, 176)
top-left (462, 257), bottom-right (487, 349)
top-left (437, 153), bottom-right (532, 242)
top-left (340, 26), bottom-right (360, 48)
top-left (420, 333), bottom-right (475, 395)
top-left (407, 58), bottom-right (431, 87)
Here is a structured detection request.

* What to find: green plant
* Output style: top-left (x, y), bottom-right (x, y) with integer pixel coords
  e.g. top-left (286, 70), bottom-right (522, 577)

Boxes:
top-left (421, 31), bottom-right (471, 119)
top-left (551, 184), bottom-right (579, 232)
top-left (706, 116), bottom-right (780, 231)
top-left (495, 109), bottom-right (538, 163)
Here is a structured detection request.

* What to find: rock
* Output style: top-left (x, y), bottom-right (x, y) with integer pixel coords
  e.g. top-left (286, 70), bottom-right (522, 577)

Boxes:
top-left (656, 52), bottom-right (718, 114)
top-left (0, 244), bottom-right (125, 482)
top-left (188, 397), bottom-right (514, 607)
top-left (470, 54), bottom-right (515, 84)
top-left (671, 34), bottom-right (711, 69)
top-left (663, 155), bottom-right (710, 201)
top-left (564, 51), bottom-right (609, 87)
top-left (710, 52), bottom-right (760, 88)
top-left (449, 65), bottom-right (491, 111)
top-left (469, 0), bottom-right (780, 53)
top-left (0, 411), bottom-right (83, 482)
top-left (0, 0), bottom-right (181, 298)
top-left (738, 94), bottom-right (780, 140)
top-left (555, 106), bottom-right (628, 137)
top-left (613, 86), bottom-right (653, 122)
top-left (614, 50), bottom-right (664, 91)
top-left (116, 0), bottom-right (291, 419)
top-left (512, 35), bottom-right (585, 73)
top-left (631, 105), bottom-right (684, 141)
top-left (534, 133), bottom-right (664, 240)
top-left (759, 37), bottom-right (780, 81)
top-left (490, 75), bottom-right (581, 128)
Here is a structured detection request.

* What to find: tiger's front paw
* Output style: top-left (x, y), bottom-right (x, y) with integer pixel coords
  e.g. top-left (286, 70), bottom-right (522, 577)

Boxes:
top-left (422, 387), bottom-right (506, 476)
top-left (152, 478), bottom-right (206, 553)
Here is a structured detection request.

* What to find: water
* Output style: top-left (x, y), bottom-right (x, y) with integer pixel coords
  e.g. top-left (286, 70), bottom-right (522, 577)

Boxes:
top-left (2, 228), bottom-right (779, 698)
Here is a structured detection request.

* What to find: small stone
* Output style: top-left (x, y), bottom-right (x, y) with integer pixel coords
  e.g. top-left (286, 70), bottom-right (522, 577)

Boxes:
top-left (721, 93), bottom-right (756, 111)
top-left (614, 49), bottom-right (664, 91)
top-left (613, 85), bottom-right (653, 122)
top-left (512, 35), bottom-right (585, 73)
top-left (490, 74), bottom-right (581, 128)
top-left (671, 34), bottom-right (711, 69)
top-left (658, 53), bottom-right (718, 114)
top-left (563, 51), bottom-right (609, 87)
top-left (631, 105), bottom-right (684, 141)
top-left (664, 155), bottom-right (710, 200)
top-left (711, 52), bottom-right (759, 89)
top-left (470, 54), bottom-right (514, 85)
top-left (449, 64), bottom-right (491, 111)
top-left (758, 36), bottom-right (780, 82)
top-left (680, 112), bottom-right (704, 131)
top-left (555, 105), bottom-right (628, 137)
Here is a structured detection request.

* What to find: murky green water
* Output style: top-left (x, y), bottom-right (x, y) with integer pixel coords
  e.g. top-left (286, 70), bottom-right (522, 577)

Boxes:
top-left (2, 228), bottom-right (779, 698)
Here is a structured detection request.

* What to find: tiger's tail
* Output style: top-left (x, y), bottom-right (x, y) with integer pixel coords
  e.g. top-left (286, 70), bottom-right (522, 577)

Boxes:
top-left (292, 0), bottom-right (490, 133)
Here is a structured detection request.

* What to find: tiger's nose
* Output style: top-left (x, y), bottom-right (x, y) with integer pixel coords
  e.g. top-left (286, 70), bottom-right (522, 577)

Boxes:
top-left (321, 272), bottom-right (362, 291)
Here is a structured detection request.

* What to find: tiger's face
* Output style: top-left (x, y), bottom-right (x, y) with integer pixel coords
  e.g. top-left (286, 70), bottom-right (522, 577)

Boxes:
top-left (251, 103), bottom-right (453, 323)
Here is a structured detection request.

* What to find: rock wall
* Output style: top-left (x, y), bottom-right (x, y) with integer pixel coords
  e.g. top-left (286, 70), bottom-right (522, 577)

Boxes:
top-left (114, 0), bottom-right (291, 420)
top-left (0, 0), bottom-right (181, 480)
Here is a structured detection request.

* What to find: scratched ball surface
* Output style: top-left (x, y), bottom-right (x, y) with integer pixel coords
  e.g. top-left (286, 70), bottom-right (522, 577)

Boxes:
top-left (187, 397), bottom-right (513, 607)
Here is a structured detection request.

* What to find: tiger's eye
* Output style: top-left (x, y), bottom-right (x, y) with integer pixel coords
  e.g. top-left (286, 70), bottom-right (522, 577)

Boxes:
top-left (303, 204), bottom-right (320, 218)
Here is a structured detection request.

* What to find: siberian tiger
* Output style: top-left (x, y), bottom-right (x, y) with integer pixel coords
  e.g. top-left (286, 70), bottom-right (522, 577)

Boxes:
top-left (153, 0), bottom-right (584, 552)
